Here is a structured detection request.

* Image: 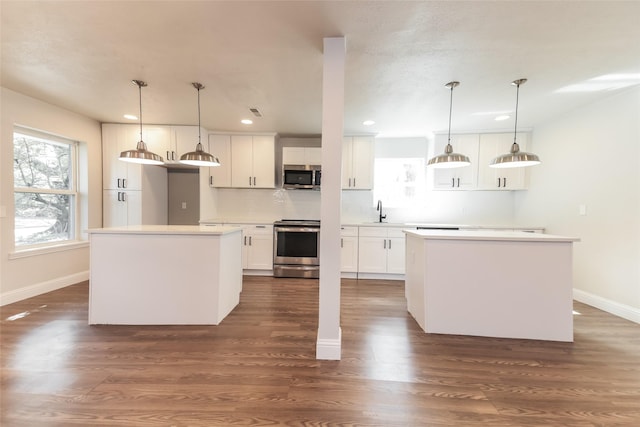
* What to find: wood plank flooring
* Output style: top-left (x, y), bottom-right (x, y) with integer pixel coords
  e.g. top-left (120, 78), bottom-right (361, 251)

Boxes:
top-left (1, 277), bottom-right (639, 426)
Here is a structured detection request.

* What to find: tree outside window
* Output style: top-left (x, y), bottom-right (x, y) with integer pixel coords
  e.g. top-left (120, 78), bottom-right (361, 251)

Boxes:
top-left (13, 130), bottom-right (77, 247)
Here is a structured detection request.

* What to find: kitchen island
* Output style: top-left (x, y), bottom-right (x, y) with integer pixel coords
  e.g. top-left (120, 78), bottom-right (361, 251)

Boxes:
top-left (404, 229), bottom-right (579, 341)
top-left (89, 225), bottom-right (243, 325)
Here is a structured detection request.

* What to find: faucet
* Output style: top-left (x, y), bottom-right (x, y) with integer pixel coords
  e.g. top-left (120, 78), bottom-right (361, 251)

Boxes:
top-left (376, 200), bottom-right (387, 223)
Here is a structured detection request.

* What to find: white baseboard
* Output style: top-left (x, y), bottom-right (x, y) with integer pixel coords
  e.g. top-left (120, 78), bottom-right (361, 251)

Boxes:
top-left (316, 327), bottom-right (342, 360)
top-left (573, 288), bottom-right (640, 324)
top-left (0, 271), bottom-right (89, 306)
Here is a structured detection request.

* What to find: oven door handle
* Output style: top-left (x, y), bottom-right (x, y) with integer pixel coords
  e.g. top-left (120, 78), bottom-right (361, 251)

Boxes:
top-left (275, 227), bottom-right (320, 233)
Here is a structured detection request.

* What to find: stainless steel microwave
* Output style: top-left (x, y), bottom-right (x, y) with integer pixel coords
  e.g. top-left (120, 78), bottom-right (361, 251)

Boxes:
top-left (283, 164), bottom-right (321, 189)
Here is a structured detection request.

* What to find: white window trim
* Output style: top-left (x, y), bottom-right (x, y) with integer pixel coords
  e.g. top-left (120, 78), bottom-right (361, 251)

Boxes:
top-left (13, 126), bottom-right (80, 250)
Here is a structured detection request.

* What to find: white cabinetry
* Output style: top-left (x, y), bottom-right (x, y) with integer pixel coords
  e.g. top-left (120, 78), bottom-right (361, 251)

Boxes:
top-left (477, 133), bottom-right (529, 190)
top-left (102, 124), bottom-right (168, 227)
top-left (340, 226), bottom-right (359, 273)
top-left (431, 134), bottom-right (479, 190)
top-left (357, 226), bottom-right (406, 275)
top-left (342, 136), bottom-right (374, 189)
top-left (283, 147), bottom-right (322, 164)
top-left (168, 126), bottom-right (207, 164)
top-left (231, 135), bottom-right (275, 188)
top-left (228, 224), bottom-right (273, 270)
top-left (208, 134), bottom-right (232, 187)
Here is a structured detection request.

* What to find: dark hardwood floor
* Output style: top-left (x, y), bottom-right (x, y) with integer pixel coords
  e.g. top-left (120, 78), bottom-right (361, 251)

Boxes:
top-left (1, 277), bottom-right (639, 426)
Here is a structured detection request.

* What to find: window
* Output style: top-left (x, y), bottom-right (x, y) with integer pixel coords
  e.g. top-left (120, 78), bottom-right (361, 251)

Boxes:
top-left (13, 128), bottom-right (78, 248)
top-left (373, 157), bottom-right (425, 208)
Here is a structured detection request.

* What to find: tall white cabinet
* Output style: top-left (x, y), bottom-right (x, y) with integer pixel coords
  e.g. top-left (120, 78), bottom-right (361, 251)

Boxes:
top-left (102, 124), bottom-right (168, 227)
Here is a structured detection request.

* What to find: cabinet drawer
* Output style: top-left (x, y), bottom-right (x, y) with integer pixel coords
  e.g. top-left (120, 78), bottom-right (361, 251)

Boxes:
top-left (340, 226), bottom-right (358, 237)
top-left (358, 227), bottom-right (388, 238)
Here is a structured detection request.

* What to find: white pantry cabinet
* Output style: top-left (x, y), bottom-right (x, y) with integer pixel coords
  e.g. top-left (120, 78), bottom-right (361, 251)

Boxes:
top-left (477, 132), bottom-right (529, 190)
top-left (357, 226), bottom-right (406, 275)
top-left (340, 226), bottom-right (359, 273)
top-left (208, 134), bottom-right (232, 187)
top-left (103, 189), bottom-right (141, 228)
top-left (431, 134), bottom-right (479, 190)
top-left (102, 124), bottom-right (142, 190)
top-left (342, 136), bottom-right (374, 189)
top-left (231, 135), bottom-right (275, 188)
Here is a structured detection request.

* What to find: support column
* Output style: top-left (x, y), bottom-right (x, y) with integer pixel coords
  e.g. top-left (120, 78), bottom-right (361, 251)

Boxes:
top-left (316, 37), bottom-right (345, 360)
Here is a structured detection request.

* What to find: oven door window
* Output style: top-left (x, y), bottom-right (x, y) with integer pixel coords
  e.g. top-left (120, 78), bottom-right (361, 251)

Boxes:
top-left (276, 230), bottom-right (318, 257)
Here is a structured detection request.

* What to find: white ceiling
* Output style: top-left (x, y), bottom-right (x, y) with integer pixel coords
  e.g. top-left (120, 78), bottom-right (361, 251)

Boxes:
top-left (2, 1), bottom-right (640, 137)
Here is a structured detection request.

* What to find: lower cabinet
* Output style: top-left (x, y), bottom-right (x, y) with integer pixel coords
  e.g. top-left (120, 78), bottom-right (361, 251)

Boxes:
top-left (340, 226), bottom-right (359, 273)
top-left (357, 226), bottom-right (406, 275)
top-left (234, 224), bottom-right (274, 270)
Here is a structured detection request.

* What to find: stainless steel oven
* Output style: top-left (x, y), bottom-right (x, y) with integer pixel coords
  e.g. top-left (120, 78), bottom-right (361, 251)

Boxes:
top-left (273, 219), bottom-right (320, 278)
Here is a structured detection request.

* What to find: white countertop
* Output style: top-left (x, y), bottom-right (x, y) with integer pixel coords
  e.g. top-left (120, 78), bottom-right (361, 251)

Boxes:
top-left (404, 229), bottom-right (579, 242)
top-left (89, 225), bottom-right (243, 236)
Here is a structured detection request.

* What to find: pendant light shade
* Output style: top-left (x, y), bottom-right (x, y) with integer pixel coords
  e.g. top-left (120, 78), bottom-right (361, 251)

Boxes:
top-left (119, 80), bottom-right (164, 165)
top-left (490, 79), bottom-right (541, 169)
top-left (428, 81), bottom-right (471, 169)
top-left (180, 83), bottom-right (220, 167)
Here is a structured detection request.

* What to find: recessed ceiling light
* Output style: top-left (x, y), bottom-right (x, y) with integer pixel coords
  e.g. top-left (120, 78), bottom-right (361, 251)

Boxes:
top-left (363, 120), bottom-right (375, 126)
top-left (241, 119), bottom-right (253, 125)
top-left (123, 114), bottom-right (138, 120)
top-left (495, 115), bottom-right (510, 121)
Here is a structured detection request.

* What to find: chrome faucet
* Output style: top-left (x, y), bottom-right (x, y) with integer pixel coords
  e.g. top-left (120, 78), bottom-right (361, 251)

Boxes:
top-left (376, 200), bottom-right (387, 223)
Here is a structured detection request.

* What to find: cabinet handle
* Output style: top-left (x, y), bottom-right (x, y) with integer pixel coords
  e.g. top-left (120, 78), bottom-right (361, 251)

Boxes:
top-left (457, 178), bottom-right (460, 187)
top-left (167, 151), bottom-right (170, 160)
top-left (348, 178), bottom-right (352, 187)
top-left (383, 239), bottom-right (386, 249)
top-left (341, 238), bottom-right (343, 248)
top-left (117, 178), bottom-right (121, 188)
top-left (172, 151), bottom-right (176, 161)
top-left (249, 177), bottom-right (252, 186)
top-left (123, 179), bottom-right (127, 189)
top-left (121, 192), bottom-right (126, 202)
top-left (388, 239), bottom-right (392, 249)
top-left (497, 177), bottom-right (501, 188)
top-left (209, 176), bottom-right (213, 186)
top-left (244, 236), bottom-right (247, 245)
top-left (117, 192), bottom-right (121, 201)
top-left (249, 236), bottom-right (252, 246)
top-left (353, 178), bottom-right (356, 187)
top-left (503, 177), bottom-right (507, 188)
top-left (253, 177), bottom-right (256, 186)
top-left (451, 178), bottom-right (455, 188)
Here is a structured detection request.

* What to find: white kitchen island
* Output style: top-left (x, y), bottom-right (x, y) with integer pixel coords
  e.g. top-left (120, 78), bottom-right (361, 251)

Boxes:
top-left (89, 225), bottom-right (243, 325)
top-left (404, 229), bottom-right (579, 342)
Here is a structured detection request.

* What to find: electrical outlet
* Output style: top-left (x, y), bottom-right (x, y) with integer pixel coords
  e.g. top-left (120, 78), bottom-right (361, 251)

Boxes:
top-left (181, 202), bottom-right (187, 210)
top-left (578, 204), bottom-right (587, 216)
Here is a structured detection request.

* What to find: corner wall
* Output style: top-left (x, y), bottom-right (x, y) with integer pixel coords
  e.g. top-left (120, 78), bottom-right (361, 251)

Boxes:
top-left (0, 87), bottom-right (102, 304)
top-left (514, 86), bottom-right (640, 322)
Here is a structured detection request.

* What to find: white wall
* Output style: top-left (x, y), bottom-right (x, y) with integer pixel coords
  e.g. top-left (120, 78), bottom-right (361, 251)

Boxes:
top-left (515, 86), bottom-right (640, 320)
top-left (201, 136), bottom-right (517, 226)
top-left (0, 88), bottom-right (102, 304)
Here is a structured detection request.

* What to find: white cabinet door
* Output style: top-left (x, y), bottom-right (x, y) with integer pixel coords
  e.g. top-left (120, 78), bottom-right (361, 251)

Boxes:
top-left (208, 134), bottom-right (232, 187)
top-left (357, 226), bottom-right (407, 274)
top-left (477, 133), bottom-right (529, 190)
top-left (342, 136), bottom-right (374, 189)
top-left (231, 135), bottom-right (256, 188)
top-left (242, 225), bottom-right (273, 270)
top-left (432, 134), bottom-right (479, 190)
top-left (283, 147), bottom-right (322, 165)
top-left (142, 126), bottom-right (172, 163)
top-left (103, 189), bottom-right (141, 227)
top-left (340, 226), bottom-right (359, 273)
top-left (171, 126), bottom-right (204, 164)
top-left (102, 124), bottom-right (142, 191)
top-left (251, 135), bottom-right (275, 188)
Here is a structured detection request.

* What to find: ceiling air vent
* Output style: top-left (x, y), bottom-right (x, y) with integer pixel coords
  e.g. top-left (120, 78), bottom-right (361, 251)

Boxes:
top-left (249, 107), bottom-right (262, 117)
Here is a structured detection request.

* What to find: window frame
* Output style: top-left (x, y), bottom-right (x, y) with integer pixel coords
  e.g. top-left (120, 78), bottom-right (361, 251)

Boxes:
top-left (13, 126), bottom-right (80, 251)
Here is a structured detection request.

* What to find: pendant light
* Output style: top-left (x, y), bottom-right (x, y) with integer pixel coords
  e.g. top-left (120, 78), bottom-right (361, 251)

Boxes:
top-left (180, 82), bottom-right (220, 167)
top-left (490, 79), bottom-right (541, 168)
top-left (119, 80), bottom-right (164, 165)
top-left (427, 81), bottom-right (471, 169)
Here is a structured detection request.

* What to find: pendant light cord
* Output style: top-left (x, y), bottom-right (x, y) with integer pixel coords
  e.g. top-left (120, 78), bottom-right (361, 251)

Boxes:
top-left (513, 81), bottom-right (520, 145)
top-left (447, 83), bottom-right (454, 145)
top-left (138, 82), bottom-right (143, 143)
top-left (197, 85), bottom-right (202, 145)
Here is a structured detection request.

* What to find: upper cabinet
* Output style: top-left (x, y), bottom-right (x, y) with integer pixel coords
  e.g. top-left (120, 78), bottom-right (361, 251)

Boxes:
top-left (207, 133), bottom-right (276, 189)
top-left (342, 136), bottom-right (374, 190)
top-left (208, 134), bottom-right (232, 188)
top-left (430, 132), bottom-right (531, 191)
top-left (169, 126), bottom-right (208, 164)
top-left (477, 133), bottom-right (529, 190)
top-left (282, 147), bottom-right (322, 165)
top-left (432, 134), bottom-right (480, 190)
top-left (102, 124), bottom-right (143, 190)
